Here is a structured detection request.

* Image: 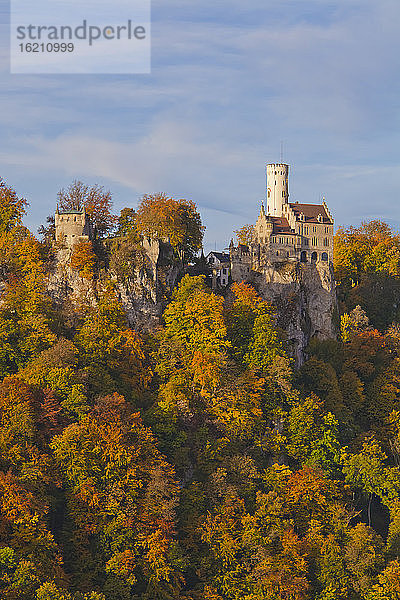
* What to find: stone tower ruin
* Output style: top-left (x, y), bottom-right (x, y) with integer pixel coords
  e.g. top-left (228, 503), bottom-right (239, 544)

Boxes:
top-left (54, 207), bottom-right (93, 247)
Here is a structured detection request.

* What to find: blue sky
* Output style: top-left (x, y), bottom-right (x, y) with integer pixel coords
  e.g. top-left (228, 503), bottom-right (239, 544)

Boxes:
top-left (1, 0), bottom-right (400, 251)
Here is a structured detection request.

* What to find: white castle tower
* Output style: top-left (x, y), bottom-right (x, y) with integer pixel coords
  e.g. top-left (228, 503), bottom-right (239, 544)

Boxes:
top-left (266, 163), bottom-right (289, 217)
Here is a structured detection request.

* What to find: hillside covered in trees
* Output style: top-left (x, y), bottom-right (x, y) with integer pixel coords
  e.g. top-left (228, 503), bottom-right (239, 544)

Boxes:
top-left (2, 177), bottom-right (400, 599)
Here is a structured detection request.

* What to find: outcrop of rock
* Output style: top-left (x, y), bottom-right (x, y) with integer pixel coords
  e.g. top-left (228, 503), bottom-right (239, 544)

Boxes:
top-left (47, 237), bottom-right (183, 330)
top-left (112, 237), bottom-right (182, 330)
top-left (48, 236), bottom-right (336, 364)
top-left (250, 260), bottom-right (337, 366)
top-left (47, 244), bottom-right (98, 310)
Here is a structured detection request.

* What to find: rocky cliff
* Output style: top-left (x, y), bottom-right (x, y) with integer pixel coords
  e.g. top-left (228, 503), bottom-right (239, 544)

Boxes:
top-left (47, 237), bottom-right (183, 330)
top-left (48, 238), bottom-right (337, 364)
top-left (249, 261), bottom-right (337, 366)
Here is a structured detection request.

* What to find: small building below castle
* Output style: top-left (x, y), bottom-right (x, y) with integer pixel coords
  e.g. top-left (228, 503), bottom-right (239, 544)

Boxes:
top-left (206, 251), bottom-right (230, 287)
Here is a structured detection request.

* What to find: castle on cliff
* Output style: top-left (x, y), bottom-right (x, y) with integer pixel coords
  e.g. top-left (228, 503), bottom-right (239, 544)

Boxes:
top-left (207, 163), bottom-right (334, 286)
top-left (53, 165), bottom-right (335, 293)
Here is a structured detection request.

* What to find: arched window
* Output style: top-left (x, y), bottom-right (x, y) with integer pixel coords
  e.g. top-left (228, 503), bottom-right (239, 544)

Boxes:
top-left (311, 251), bottom-right (318, 262)
top-left (321, 252), bottom-right (328, 261)
top-left (300, 251), bottom-right (307, 263)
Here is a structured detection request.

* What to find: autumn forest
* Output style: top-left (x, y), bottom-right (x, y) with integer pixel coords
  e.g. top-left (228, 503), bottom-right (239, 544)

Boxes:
top-left (2, 177), bottom-right (400, 600)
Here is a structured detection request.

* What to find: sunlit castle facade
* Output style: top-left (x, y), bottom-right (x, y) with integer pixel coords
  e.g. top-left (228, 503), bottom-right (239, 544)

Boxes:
top-left (253, 163), bottom-right (334, 265)
top-left (227, 164), bottom-right (334, 283)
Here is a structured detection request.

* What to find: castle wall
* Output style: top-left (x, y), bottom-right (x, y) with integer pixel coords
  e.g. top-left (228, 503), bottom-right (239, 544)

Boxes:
top-left (230, 253), bottom-right (252, 282)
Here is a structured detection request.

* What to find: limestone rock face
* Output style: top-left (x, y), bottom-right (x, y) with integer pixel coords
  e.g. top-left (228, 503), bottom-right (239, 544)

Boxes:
top-left (48, 237), bottom-right (336, 364)
top-left (47, 245), bottom-right (98, 309)
top-left (47, 238), bottom-right (183, 331)
top-left (251, 261), bottom-right (337, 366)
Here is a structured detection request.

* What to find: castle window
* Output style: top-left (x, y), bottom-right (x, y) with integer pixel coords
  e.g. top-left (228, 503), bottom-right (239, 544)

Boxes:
top-left (304, 226), bottom-right (309, 234)
top-left (300, 251), bottom-right (307, 263)
top-left (304, 238), bottom-right (309, 246)
top-left (312, 237), bottom-right (318, 246)
top-left (313, 226), bottom-right (317, 233)
top-left (276, 251), bottom-right (279, 256)
top-left (311, 252), bottom-right (318, 262)
top-left (324, 238), bottom-right (329, 247)
top-left (321, 252), bottom-right (328, 261)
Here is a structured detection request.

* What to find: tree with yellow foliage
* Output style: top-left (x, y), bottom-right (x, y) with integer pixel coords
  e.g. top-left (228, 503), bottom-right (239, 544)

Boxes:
top-left (70, 241), bottom-right (96, 279)
top-left (136, 193), bottom-right (204, 262)
top-left (234, 224), bottom-right (254, 246)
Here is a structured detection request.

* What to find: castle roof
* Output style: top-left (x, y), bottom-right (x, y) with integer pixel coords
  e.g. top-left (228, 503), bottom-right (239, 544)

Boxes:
top-left (289, 203), bottom-right (332, 224)
top-left (271, 216), bottom-right (297, 235)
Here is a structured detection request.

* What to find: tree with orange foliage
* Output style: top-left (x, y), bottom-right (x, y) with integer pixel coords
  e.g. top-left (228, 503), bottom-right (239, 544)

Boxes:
top-left (0, 224), bottom-right (56, 375)
top-left (226, 282), bottom-right (288, 377)
top-left (57, 180), bottom-right (116, 237)
top-left (51, 393), bottom-right (182, 597)
top-left (0, 178), bottom-right (27, 233)
top-left (201, 477), bottom-right (311, 600)
top-left (136, 193), bottom-right (204, 262)
top-left (366, 560), bottom-right (400, 599)
top-left (0, 376), bottom-right (68, 597)
top-left (70, 240), bottom-right (96, 279)
top-left (334, 220), bottom-right (400, 285)
top-left (234, 224), bottom-right (254, 246)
